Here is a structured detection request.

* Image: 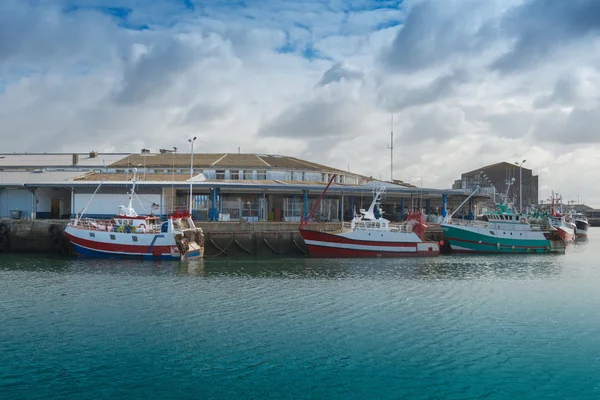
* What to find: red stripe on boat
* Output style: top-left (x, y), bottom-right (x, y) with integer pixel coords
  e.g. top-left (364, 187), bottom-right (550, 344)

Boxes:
top-left (305, 245), bottom-right (435, 258)
top-left (66, 234), bottom-right (173, 253)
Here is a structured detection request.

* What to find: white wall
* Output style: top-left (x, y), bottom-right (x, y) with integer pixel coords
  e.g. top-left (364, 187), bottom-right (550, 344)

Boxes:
top-left (36, 187), bottom-right (71, 214)
top-left (74, 193), bottom-right (161, 216)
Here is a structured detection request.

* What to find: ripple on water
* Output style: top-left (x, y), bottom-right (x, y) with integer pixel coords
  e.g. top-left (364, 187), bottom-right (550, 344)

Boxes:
top-left (1, 230), bottom-right (600, 399)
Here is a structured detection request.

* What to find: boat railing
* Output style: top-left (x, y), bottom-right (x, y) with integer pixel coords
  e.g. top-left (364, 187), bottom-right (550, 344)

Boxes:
top-left (338, 221), bottom-right (414, 233)
top-left (70, 217), bottom-right (161, 234)
top-left (388, 223), bottom-right (415, 233)
top-left (448, 218), bottom-right (552, 232)
top-left (447, 219), bottom-right (486, 227)
top-left (70, 217), bottom-right (115, 232)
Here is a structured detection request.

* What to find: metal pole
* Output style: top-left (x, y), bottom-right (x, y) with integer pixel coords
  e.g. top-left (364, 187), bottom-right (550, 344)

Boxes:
top-left (519, 159), bottom-right (526, 213)
top-left (172, 147), bottom-right (177, 214)
top-left (519, 164), bottom-right (522, 213)
top-left (188, 136), bottom-right (197, 216)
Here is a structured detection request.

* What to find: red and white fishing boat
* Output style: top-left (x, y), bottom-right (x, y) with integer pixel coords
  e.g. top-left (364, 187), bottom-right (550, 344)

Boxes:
top-left (548, 194), bottom-right (575, 242)
top-left (64, 169), bottom-right (204, 260)
top-left (298, 175), bottom-right (440, 258)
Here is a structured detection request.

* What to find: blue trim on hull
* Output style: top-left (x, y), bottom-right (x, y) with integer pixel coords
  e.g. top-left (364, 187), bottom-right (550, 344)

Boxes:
top-left (72, 243), bottom-right (181, 261)
top-left (182, 249), bottom-right (202, 259)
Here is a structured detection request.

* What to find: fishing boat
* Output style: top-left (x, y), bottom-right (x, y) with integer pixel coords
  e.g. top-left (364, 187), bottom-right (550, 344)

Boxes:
top-left (547, 194), bottom-right (575, 242)
top-left (441, 180), bottom-right (566, 254)
top-left (567, 210), bottom-right (589, 239)
top-left (298, 175), bottom-right (440, 258)
top-left (64, 169), bottom-right (204, 260)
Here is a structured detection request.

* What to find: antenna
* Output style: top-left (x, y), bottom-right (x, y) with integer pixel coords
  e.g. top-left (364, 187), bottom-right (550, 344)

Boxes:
top-left (386, 115), bottom-right (394, 182)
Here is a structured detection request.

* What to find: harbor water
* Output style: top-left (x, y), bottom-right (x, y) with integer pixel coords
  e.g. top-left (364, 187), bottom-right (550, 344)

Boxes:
top-left (1, 230), bottom-right (600, 399)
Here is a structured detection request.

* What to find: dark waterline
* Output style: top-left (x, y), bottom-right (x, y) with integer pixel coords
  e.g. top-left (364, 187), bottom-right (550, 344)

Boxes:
top-left (1, 230), bottom-right (600, 399)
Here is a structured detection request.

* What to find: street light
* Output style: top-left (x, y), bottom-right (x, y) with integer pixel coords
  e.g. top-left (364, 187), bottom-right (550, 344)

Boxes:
top-left (171, 147), bottom-right (177, 213)
top-left (515, 159), bottom-right (526, 213)
top-left (188, 136), bottom-right (197, 216)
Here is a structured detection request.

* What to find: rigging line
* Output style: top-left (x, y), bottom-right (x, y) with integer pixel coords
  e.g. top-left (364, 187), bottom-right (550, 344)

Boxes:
top-left (134, 192), bottom-right (148, 214)
top-left (78, 179), bottom-right (104, 219)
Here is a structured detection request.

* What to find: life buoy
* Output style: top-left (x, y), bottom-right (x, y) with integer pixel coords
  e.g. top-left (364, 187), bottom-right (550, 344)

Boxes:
top-left (520, 218), bottom-right (526, 224)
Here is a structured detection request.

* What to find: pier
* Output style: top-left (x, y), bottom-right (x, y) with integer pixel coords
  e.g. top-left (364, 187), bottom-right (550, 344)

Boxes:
top-left (0, 219), bottom-right (444, 257)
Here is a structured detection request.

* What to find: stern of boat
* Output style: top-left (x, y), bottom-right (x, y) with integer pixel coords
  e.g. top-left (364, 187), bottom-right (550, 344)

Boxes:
top-left (175, 227), bottom-right (205, 260)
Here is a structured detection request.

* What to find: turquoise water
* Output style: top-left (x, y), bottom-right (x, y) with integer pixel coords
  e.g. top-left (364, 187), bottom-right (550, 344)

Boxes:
top-left (1, 230), bottom-right (600, 399)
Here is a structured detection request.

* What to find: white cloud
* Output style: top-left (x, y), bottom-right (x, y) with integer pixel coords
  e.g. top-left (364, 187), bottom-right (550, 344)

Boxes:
top-left (1, 0), bottom-right (600, 206)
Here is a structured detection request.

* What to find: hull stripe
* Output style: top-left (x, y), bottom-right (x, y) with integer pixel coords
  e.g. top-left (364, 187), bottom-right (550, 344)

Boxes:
top-left (305, 245), bottom-right (438, 258)
top-left (445, 236), bottom-right (551, 250)
top-left (304, 239), bottom-right (419, 253)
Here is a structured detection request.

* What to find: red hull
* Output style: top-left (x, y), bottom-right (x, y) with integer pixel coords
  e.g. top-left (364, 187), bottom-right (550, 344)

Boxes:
top-left (65, 232), bottom-right (173, 254)
top-left (299, 229), bottom-right (439, 258)
top-left (556, 227), bottom-right (575, 242)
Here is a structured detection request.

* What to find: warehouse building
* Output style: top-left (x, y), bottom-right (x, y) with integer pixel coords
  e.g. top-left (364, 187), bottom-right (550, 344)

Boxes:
top-left (0, 152), bottom-right (486, 222)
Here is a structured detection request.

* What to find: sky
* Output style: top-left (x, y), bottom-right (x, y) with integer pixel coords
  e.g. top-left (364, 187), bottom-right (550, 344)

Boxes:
top-left (1, 0), bottom-right (600, 206)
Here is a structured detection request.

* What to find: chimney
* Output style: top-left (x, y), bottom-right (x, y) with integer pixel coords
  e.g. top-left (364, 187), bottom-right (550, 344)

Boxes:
top-left (72, 153), bottom-right (79, 165)
top-left (89, 151), bottom-right (98, 158)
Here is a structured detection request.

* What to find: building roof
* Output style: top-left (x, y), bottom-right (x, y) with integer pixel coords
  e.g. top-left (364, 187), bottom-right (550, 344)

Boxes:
top-left (463, 161), bottom-right (532, 176)
top-left (109, 152), bottom-right (361, 176)
top-left (0, 153), bottom-right (129, 168)
top-left (0, 170), bottom-right (87, 185)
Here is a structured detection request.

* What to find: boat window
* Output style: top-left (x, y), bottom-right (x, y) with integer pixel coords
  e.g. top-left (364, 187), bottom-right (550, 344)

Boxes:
top-left (376, 223), bottom-right (380, 228)
top-left (132, 236), bottom-right (138, 242)
top-left (489, 231), bottom-right (495, 235)
top-left (89, 233), bottom-right (95, 237)
top-left (110, 234), bottom-right (116, 240)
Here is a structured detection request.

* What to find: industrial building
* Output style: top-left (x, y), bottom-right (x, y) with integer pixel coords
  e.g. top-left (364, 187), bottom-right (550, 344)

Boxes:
top-left (0, 151), bottom-right (485, 222)
top-left (452, 161), bottom-right (538, 211)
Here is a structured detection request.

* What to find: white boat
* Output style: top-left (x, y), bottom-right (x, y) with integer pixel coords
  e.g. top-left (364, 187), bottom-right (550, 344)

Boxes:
top-left (567, 210), bottom-right (589, 239)
top-left (298, 175), bottom-right (440, 258)
top-left (64, 169), bottom-right (204, 260)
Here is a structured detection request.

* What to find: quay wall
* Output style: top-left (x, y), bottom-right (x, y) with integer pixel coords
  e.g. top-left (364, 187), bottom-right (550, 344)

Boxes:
top-left (0, 219), bottom-right (443, 257)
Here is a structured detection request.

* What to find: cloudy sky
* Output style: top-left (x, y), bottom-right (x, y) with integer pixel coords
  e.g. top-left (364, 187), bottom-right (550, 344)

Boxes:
top-left (1, 0), bottom-right (600, 206)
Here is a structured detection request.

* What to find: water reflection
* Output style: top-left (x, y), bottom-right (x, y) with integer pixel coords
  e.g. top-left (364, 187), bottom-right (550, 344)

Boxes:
top-left (184, 255), bottom-right (566, 281)
top-left (0, 243), bottom-right (588, 281)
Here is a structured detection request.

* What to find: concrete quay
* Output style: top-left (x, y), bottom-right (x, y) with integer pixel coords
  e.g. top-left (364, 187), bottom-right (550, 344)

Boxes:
top-left (0, 219), bottom-right (444, 257)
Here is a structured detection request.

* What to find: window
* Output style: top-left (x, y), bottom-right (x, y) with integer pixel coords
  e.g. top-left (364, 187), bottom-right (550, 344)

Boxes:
top-left (216, 170), bottom-right (225, 180)
top-left (110, 234), bottom-right (116, 240)
top-left (132, 236), bottom-right (138, 242)
top-left (243, 170), bottom-right (254, 180)
top-left (89, 232), bottom-right (95, 237)
top-left (256, 171), bottom-right (267, 180)
top-left (230, 170), bottom-right (239, 180)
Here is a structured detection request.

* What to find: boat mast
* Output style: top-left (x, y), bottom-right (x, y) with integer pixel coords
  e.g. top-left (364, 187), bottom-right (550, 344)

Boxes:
top-left (387, 115), bottom-right (394, 182)
top-left (127, 168), bottom-right (137, 214)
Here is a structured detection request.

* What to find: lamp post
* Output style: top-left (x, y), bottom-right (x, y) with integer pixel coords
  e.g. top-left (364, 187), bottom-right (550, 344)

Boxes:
top-left (171, 147), bottom-right (177, 213)
top-left (188, 137), bottom-right (197, 216)
top-left (515, 159), bottom-right (526, 213)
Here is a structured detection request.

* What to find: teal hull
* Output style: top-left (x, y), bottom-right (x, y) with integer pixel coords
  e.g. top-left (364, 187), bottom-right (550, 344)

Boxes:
top-left (441, 224), bottom-right (564, 254)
